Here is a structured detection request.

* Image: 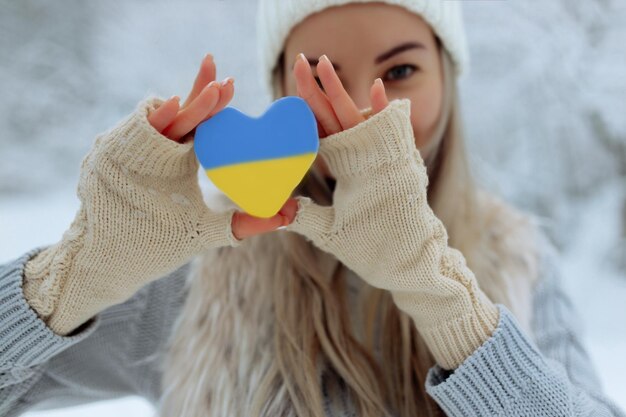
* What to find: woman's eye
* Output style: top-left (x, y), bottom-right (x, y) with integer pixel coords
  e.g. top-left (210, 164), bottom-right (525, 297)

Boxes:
top-left (384, 64), bottom-right (418, 81)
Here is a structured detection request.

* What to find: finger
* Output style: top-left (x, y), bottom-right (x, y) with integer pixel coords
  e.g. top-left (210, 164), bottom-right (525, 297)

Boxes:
top-left (316, 55), bottom-right (363, 130)
top-left (231, 211), bottom-right (288, 240)
top-left (200, 77), bottom-right (235, 123)
top-left (370, 78), bottom-right (389, 115)
top-left (162, 81), bottom-right (221, 142)
top-left (295, 80), bottom-right (327, 139)
top-left (277, 197), bottom-right (299, 225)
top-left (315, 118), bottom-right (328, 138)
top-left (231, 196), bottom-right (301, 240)
top-left (182, 54), bottom-right (216, 108)
top-left (293, 53), bottom-right (342, 137)
top-left (295, 79), bottom-right (328, 138)
top-left (147, 96), bottom-right (180, 134)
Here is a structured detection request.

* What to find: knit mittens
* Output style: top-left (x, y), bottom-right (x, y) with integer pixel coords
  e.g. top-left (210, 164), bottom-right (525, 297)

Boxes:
top-left (285, 98), bottom-right (499, 370)
top-left (23, 97), bottom-right (241, 336)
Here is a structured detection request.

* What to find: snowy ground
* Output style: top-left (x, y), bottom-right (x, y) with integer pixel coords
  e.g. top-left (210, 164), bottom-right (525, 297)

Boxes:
top-left (1, 0), bottom-right (625, 415)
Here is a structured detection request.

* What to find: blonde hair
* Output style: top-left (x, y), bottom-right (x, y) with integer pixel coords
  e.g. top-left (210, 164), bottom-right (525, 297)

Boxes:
top-left (159, 34), bottom-right (542, 417)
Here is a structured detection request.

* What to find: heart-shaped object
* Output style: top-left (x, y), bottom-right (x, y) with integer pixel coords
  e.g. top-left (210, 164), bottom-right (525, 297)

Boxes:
top-left (194, 96), bottom-right (319, 218)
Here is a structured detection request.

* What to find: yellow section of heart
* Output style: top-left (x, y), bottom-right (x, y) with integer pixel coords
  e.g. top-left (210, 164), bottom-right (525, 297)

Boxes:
top-left (205, 153), bottom-right (318, 218)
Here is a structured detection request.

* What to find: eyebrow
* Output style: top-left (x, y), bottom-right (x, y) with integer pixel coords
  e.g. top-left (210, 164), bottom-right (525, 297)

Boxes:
top-left (303, 41), bottom-right (426, 72)
top-left (375, 41), bottom-right (426, 64)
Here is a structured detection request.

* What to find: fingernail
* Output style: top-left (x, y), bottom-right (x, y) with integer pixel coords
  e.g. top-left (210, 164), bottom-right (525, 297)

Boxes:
top-left (169, 95), bottom-right (180, 102)
top-left (375, 78), bottom-right (383, 87)
top-left (207, 80), bottom-right (220, 89)
top-left (319, 54), bottom-right (329, 63)
top-left (221, 77), bottom-right (234, 86)
top-left (294, 53), bottom-right (307, 71)
top-left (205, 53), bottom-right (213, 61)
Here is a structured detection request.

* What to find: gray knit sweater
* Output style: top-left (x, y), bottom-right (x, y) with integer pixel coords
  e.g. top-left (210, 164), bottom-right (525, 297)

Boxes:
top-left (1, 240), bottom-right (624, 416)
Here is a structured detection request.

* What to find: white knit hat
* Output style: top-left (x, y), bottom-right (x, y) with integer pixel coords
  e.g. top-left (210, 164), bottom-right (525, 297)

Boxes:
top-left (256, 0), bottom-right (469, 98)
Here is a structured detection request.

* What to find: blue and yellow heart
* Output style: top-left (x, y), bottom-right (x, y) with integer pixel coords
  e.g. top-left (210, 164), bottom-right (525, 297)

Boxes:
top-left (194, 96), bottom-right (319, 218)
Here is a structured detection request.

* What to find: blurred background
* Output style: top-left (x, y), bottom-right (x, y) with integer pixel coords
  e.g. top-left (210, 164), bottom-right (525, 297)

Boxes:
top-left (0, 0), bottom-right (624, 415)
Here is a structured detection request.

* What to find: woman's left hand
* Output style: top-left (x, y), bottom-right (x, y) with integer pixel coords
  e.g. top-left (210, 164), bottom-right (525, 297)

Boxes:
top-left (292, 53), bottom-right (389, 137)
top-left (280, 53), bottom-right (499, 371)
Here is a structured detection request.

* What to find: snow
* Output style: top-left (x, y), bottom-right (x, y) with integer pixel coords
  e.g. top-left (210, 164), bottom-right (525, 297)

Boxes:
top-left (21, 398), bottom-right (155, 417)
top-left (0, 0), bottom-right (624, 415)
top-left (559, 179), bottom-right (626, 405)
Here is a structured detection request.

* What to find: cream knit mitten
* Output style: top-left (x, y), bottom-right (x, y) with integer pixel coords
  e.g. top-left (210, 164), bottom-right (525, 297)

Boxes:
top-left (23, 96), bottom-right (241, 336)
top-left (285, 98), bottom-right (499, 370)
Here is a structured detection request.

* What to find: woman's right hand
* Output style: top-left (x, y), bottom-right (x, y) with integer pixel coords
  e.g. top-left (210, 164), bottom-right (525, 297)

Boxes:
top-left (22, 54), bottom-right (293, 336)
top-left (147, 53), bottom-right (234, 143)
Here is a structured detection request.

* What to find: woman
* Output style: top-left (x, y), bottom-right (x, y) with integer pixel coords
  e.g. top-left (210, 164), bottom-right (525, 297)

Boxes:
top-left (0, 1), bottom-right (623, 417)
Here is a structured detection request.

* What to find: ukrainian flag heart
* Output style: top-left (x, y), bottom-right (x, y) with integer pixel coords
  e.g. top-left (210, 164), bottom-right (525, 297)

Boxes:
top-left (194, 96), bottom-right (319, 218)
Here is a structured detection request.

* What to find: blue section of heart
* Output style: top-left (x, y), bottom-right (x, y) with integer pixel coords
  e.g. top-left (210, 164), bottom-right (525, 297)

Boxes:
top-left (194, 96), bottom-right (319, 170)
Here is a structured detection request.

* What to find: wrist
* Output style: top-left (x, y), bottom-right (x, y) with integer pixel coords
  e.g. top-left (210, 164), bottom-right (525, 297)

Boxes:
top-left (418, 295), bottom-right (499, 370)
top-left (22, 245), bottom-right (60, 320)
top-left (387, 246), bottom-right (500, 370)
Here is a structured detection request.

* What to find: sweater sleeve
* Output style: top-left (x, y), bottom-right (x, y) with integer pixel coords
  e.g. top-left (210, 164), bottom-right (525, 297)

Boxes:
top-left (21, 95), bottom-right (238, 337)
top-left (285, 99), bottom-right (500, 370)
top-left (424, 235), bottom-right (625, 416)
top-left (1, 248), bottom-right (98, 380)
top-left (0, 246), bottom-right (189, 416)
